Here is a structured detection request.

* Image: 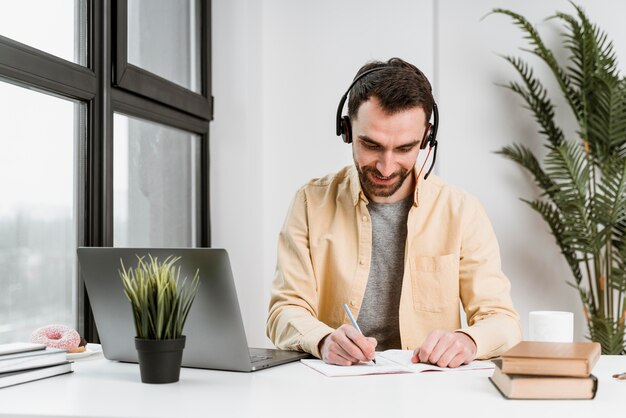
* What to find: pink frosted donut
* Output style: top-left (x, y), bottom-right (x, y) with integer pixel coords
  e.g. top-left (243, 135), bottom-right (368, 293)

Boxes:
top-left (31, 324), bottom-right (80, 351)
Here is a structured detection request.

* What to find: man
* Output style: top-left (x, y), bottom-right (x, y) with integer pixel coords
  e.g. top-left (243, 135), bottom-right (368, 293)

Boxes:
top-left (266, 58), bottom-right (521, 367)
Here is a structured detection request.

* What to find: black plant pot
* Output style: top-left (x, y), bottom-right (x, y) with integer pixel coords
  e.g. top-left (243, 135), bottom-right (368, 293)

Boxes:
top-left (134, 336), bottom-right (186, 384)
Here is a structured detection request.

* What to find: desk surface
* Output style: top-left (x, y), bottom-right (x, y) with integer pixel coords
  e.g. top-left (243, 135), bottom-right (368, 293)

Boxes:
top-left (0, 353), bottom-right (623, 418)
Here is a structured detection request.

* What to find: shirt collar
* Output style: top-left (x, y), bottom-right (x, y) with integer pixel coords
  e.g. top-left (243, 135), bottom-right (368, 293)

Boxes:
top-left (349, 165), bottom-right (422, 207)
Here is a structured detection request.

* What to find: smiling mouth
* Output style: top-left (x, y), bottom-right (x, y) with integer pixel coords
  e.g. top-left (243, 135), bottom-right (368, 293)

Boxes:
top-left (371, 173), bottom-right (397, 185)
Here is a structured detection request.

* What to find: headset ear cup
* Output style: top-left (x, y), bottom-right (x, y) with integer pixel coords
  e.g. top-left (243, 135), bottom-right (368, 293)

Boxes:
top-left (420, 124), bottom-right (432, 149)
top-left (342, 116), bottom-right (352, 144)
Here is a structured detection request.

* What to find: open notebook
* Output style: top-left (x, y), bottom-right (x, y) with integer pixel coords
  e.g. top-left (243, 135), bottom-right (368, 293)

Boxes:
top-left (301, 350), bottom-right (495, 377)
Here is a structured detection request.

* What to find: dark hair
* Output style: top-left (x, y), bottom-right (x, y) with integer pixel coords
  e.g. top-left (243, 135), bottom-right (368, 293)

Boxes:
top-left (347, 57), bottom-right (434, 124)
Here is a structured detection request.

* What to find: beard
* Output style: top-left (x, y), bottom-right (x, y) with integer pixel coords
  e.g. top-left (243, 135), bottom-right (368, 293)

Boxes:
top-left (355, 164), bottom-right (412, 198)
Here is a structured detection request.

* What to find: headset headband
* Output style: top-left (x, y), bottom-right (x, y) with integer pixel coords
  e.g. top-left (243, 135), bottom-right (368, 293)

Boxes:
top-left (335, 67), bottom-right (388, 136)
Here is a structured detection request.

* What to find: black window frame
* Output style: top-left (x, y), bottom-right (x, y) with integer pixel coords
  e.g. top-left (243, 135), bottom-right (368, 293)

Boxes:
top-left (113, 0), bottom-right (212, 120)
top-left (0, 0), bottom-right (213, 342)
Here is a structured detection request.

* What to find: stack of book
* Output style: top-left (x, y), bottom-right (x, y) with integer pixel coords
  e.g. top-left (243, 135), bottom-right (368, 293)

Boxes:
top-left (0, 342), bottom-right (73, 389)
top-left (490, 341), bottom-right (601, 400)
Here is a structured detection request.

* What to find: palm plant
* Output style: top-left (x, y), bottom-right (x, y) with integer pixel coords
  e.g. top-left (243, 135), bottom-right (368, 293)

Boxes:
top-left (120, 255), bottom-right (200, 340)
top-left (491, 3), bottom-right (626, 354)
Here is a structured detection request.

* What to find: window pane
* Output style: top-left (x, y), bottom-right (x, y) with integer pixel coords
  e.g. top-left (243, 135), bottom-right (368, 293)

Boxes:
top-left (127, 0), bottom-right (201, 93)
top-left (0, 81), bottom-right (81, 344)
top-left (114, 114), bottom-right (201, 247)
top-left (0, 0), bottom-right (87, 66)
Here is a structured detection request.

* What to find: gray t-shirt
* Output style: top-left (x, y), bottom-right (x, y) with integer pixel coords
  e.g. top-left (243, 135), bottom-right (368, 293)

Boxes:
top-left (357, 195), bottom-right (412, 350)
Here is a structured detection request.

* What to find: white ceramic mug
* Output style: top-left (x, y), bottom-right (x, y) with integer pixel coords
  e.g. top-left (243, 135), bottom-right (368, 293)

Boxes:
top-left (528, 311), bottom-right (574, 342)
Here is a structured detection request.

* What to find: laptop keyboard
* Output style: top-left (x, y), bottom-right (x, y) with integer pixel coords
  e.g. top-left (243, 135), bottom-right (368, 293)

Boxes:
top-left (251, 354), bottom-right (271, 363)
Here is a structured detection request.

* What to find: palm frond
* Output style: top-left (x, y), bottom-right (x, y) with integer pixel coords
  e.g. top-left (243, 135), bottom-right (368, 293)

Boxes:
top-left (571, 3), bottom-right (619, 79)
top-left (553, 5), bottom-right (622, 159)
top-left (595, 157), bottom-right (626, 228)
top-left (586, 75), bottom-right (626, 162)
top-left (496, 143), bottom-right (556, 195)
top-left (546, 141), bottom-right (589, 200)
top-left (588, 316), bottom-right (626, 354)
top-left (614, 219), bottom-right (626, 254)
top-left (544, 141), bottom-right (594, 253)
top-left (568, 281), bottom-right (597, 317)
top-left (500, 56), bottom-right (565, 148)
top-left (523, 199), bottom-right (583, 284)
top-left (491, 8), bottom-right (580, 121)
top-left (612, 230), bottom-right (626, 294)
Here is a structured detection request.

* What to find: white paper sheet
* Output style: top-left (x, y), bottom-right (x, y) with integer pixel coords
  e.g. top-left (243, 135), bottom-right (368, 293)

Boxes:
top-left (301, 350), bottom-right (495, 377)
top-left (379, 350), bottom-right (495, 372)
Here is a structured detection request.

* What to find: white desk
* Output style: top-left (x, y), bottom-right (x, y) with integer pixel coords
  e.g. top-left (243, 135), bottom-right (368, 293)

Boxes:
top-left (0, 354), bottom-right (623, 418)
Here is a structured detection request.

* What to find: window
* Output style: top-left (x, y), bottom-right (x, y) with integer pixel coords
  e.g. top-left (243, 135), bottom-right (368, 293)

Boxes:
top-left (127, 0), bottom-right (201, 93)
top-left (114, 0), bottom-right (211, 118)
top-left (0, 0), bottom-right (87, 65)
top-left (0, 0), bottom-right (212, 343)
top-left (114, 114), bottom-right (201, 247)
top-left (0, 82), bottom-right (84, 343)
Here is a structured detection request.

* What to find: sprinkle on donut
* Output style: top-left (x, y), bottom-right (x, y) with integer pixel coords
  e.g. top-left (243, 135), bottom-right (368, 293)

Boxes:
top-left (31, 324), bottom-right (81, 351)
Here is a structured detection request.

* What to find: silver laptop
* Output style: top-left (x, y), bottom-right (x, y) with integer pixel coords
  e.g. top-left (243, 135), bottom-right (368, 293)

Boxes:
top-left (77, 247), bottom-right (310, 372)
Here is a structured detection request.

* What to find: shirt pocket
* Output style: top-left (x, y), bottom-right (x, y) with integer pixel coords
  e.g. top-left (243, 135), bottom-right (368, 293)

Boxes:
top-left (410, 254), bottom-right (459, 312)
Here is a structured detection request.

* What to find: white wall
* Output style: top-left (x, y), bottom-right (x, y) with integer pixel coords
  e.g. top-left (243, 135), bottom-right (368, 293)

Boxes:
top-left (211, 0), bottom-right (626, 347)
top-left (211, 0), bottom-right (265, 345)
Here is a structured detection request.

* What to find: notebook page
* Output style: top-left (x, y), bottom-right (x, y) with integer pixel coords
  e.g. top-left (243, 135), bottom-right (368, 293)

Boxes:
top-left (300, 355), bottom-right (410, 377)
top-left (379, 350), bottom-right (495, 372)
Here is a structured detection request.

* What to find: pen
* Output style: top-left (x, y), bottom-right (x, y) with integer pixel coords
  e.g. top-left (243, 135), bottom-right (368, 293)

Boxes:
top-left (342, 303), bottom-right (376, 364)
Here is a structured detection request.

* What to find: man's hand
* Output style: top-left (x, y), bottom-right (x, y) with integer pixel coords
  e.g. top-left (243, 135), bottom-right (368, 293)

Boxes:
top-left (319, 324), bottom-right (377, 366)
top-left (411, 330), bottom-right (477, 368)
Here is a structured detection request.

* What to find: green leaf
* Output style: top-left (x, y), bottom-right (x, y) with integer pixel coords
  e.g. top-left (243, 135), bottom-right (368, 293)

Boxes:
top-left (118, 254), bottom-right (201, 340)
top-left (496, 143), bottom-right (556, 196)
top-left (490, 8), bottom-right (580, 121)
top-left (523, 199), bottom-right (583, 284)
top-left (500, 56), bottom-right (564, 148)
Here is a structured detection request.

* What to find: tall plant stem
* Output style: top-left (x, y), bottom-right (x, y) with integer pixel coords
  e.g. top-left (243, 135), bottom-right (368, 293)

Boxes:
top-left (606, 234), bottom-right (613, 321)
top-left (593, 254), bottom-right (604, 318)
top-left (578, 147), bottom-right (598, 318)
top-left (587, 148), bottom-right (604, 318)
top-left (583, 141), bottom-right (602, 318)
top-left (617, 290), bottom-right (626, 326)
top-left (583, 256), bottom-right (597, 314)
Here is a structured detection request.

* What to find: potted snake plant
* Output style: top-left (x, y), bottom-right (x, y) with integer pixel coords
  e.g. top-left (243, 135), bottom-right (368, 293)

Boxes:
top-left (120, 255), bottom-right (200, 383)
top-left (491, 4), bottom-right (626, 354)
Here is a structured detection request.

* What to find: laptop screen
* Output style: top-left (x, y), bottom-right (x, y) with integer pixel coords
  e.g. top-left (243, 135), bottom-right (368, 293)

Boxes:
top-left (78, 247), bottom-right (257, 371)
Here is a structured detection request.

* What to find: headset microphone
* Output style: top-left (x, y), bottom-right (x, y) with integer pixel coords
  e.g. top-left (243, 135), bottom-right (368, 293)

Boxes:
top-left (423, 103), bottom-right (438, 180)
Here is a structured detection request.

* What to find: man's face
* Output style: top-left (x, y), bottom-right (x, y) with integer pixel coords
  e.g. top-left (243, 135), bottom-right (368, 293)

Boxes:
top-left (351, 97), bottom-right (428, 203)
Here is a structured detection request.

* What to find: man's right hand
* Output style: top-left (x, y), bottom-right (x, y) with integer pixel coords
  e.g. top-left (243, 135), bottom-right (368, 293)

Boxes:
top-left (319, 324), bottom-right (377, 366)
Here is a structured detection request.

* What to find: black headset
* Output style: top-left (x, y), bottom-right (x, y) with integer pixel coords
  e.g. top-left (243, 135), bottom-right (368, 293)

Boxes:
top-left (335, 66), bottom-right (439, 179)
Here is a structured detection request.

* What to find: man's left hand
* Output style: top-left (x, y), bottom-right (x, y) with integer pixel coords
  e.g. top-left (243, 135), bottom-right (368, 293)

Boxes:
top-left (411, 330), bottom-right (477, 368)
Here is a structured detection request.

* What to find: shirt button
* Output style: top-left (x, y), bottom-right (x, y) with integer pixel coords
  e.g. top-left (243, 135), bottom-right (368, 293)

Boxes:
top-left (359, 259), bottom-right (364, 265)
top-left (362, 216), bottom-right (367, 222)
top-left (350, 300), bottom-right (357, 307)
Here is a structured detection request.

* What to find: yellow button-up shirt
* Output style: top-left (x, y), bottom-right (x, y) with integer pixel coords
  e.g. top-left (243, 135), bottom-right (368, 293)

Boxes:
top-left (267, 165), bottom-right (521, 359)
